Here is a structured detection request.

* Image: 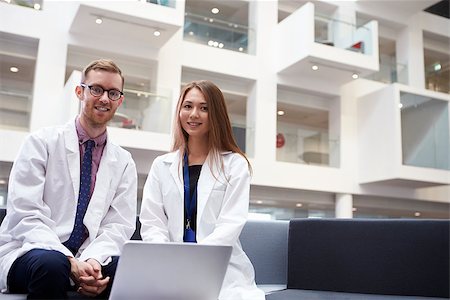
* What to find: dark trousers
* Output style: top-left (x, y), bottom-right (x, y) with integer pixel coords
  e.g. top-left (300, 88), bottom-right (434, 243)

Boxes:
top-left (7, 249), bottom-right (119, 299)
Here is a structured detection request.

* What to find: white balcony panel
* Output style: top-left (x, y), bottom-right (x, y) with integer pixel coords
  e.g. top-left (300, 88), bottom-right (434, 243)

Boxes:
top-left (358, 83), bottom-right (450, 187)
top-left (69, 2), bottom-right (183, 50)
top-left (276, 2), bottom-right (379, 84)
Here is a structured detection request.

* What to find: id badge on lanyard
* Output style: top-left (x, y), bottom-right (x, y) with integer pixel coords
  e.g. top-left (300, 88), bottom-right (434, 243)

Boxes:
top-left (183, 152), bottom-right (197, 243)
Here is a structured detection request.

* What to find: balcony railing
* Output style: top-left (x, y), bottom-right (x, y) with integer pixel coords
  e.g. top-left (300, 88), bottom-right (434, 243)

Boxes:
top-left (276, 131), bottom-right (340, 167)
top-left (314, 14), bottom-right (373, 55)
top-left (400, 92), bottom-right (449, 171)
top-left (110, 87), bottom-right (172, 134)
top-left (364, 55), bottom-right (408, 84)
top-left (140, 0), bottom-right (175, 8)
top-left (184, 12), bottom-right (254, 54)
top-left (0, 90), bottom-right (31, 131)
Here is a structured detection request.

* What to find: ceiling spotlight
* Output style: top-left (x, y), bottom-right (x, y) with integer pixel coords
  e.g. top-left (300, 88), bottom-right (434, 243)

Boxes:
top-left (256, 200), bottom-right (263, 204)
top-left (238, 47), bottom-right (243, 52)
top-left (433, 63), bottom-right (441, 71)
top-left (218, 43), bottom-right (224, 48)
top-left (189, 31), bottom-right (194, 36)
top-left (209, 18), bottom-right (214, 23)
top-left (312, 65), bottom-right (319, 71)
top-left (10, 66), bottom-right (19, 73)
top-left (153, 30), bottom-right (161, 37)
top-left (213, 41), bottom-right (219, 47)
top-left (398, 103), bottom-right (403, 109)
top-left (352, 73), bottom-right (359, 79)
top-left (414, 212), bottom-right (421, 217)
top-left (95, 18), bottom-right (103, 25)
top-left (296, 203), bottom-right (303, 208)
top-left (277, 110), bottom-right (285, 116)
top-left (211, 7), bottom-right (219, 14)
top-left (33, 3), bottom-right (40, 10)
top-left (352, 207), bottom-right (357, 212)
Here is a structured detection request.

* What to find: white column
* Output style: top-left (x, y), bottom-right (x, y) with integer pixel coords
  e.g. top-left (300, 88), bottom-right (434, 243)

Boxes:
top-left (396, 13), bottom-right (425, 89)
top-left (142, 29), bottom-right (183, 134)
top-left (335, 193), bottom-right (353, 218)
top-left (247, 0), bottom-right (278, 161)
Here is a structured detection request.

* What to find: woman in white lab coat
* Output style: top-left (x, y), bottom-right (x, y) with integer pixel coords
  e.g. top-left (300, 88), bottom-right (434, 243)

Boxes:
top-left (140, 80), bottom-right (265, 300)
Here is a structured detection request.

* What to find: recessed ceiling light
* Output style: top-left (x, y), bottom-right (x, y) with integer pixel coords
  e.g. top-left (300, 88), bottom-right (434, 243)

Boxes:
top-left (433, 63), bottom-right (441, 71)
top-left (209, 18), bottom-right (214, 23)
top-left (256, 200), bottom-right (263, 204)
top-left (277, 110), bottom-right (285, 116)
top-left (414, 212), bottom-right (421, 217)
top-left (0, 179), bottom-right (7, 185)
top-left (211, 7), bottom-right (219, 14)
top-left (352, 207), bottom-right (357, 212)
top-left (238, 47), bottom-right (243, 52)
top-left (189, 31), bottom-right (194, 36)
top-left (33, 3), bottom-right (40, 10)
top-left (312, 65), bottom-right (319, 71)
top-left (296, 203), bottom-right (303, 207)
top-left (95, 18), bottom-right (103, 25)
top-left (10, 66), bottom-right (19, 73)
top-left (398, 103), bottom-right (403, 109)
top-left (352, 73), bottom-right (359, 79)
top-left (153, 30), bottom-right (161, 37)
top-left (218, 43), bottom-right (224, 48)
top-left (213, 41), bottom-right (219, 47)
top-left (208, 40), bottom-right (214, 46)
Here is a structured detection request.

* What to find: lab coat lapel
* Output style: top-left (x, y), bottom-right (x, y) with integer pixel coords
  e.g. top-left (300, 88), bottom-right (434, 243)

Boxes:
top-left (168, 151), bottom-right (184, 200)
top-left (84, 140), bottom-right (117, 239)
top-left (64, 121), bottom-right (80, 200)
top-left (196, 154), bottom-right (217, 221)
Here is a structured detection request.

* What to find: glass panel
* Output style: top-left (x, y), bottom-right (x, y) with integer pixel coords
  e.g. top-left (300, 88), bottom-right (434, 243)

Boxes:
top-left (0, 32), bottom-right (38, 131)
top-left (3, 0), bottom-right (43, 10)
top-left (184, 12), bottom-right (254, 54)
top-left (140, 0), bottom-right (175, 8)
top-left (364, 54), bottom-right (408, 84)
top-left (111, 87), bottom-right (172, 133)
top-left (276, 91), bottom-right (340, 167)
top-left (400, 92), bottom-right (450, 170)
top-left (424, 49), bottom-right (449, 94)
top-left (249, 204), bottom-right (335, 220)
top-left (315, 14), bottom-right (372, 55)
top-left (0, 162), bottom-right (12, 208)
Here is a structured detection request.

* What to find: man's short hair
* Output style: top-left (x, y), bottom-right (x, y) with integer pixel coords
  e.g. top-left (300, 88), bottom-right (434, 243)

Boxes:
top-left (81, 59), bottom-right (124, 88)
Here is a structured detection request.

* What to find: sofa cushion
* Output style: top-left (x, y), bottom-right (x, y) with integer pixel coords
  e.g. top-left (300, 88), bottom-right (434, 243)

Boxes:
top-left (287, 219), bottom-right (450, 298)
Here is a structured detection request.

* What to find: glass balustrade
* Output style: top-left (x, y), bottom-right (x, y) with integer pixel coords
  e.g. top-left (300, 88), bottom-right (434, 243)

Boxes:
top-left (1, 0), bottom-right (42, 10)
top-left (364, 55), bottom-right (408, 84)
top-left (0, 90), bottom-right (31, 130)
top-left (110, 87), bottom-right (172, 134)
top-left (400, 92), bottom-right (449, 170)
top-left (276, 130), bottom-right (339, 167)
top-left (425, 63), bottom-right (449, 94)
top-left (140, 0), bottom-right (175, 8)
top-left (315, 14), bottom-right (373, 55)
top-left (184, 12), bottom-right (254, 54)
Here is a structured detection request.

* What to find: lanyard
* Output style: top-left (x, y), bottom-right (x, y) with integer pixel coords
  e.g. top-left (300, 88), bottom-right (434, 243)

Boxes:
top-left (183, 151), bottom-right (197, 230)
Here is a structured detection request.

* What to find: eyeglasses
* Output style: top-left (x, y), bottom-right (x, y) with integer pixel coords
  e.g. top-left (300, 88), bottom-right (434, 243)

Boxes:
top-left (80, 83), bottom-right (123, 101)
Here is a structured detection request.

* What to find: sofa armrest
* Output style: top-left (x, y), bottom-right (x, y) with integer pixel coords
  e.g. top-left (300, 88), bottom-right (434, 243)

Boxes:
top-left (240, 220), bottom-right (289, 286)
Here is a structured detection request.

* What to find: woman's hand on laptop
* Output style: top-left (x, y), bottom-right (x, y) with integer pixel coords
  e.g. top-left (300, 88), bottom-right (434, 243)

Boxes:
top-left (77, 259), bottom-right (110, 297)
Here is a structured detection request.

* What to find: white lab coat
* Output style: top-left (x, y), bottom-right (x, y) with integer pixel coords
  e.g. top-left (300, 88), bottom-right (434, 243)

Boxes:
top-left (140, 150), bottom-right (265, 300)
top-left (0, 120), bottom-right (137, 291)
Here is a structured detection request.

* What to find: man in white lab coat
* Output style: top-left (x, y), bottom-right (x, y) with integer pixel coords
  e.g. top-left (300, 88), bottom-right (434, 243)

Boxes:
top-left (0, 59), bottom-right (137, 299)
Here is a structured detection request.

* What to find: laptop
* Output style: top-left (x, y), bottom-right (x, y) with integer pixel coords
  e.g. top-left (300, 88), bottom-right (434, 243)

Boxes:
top-left (109, 241), bottom-right (232, 300)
